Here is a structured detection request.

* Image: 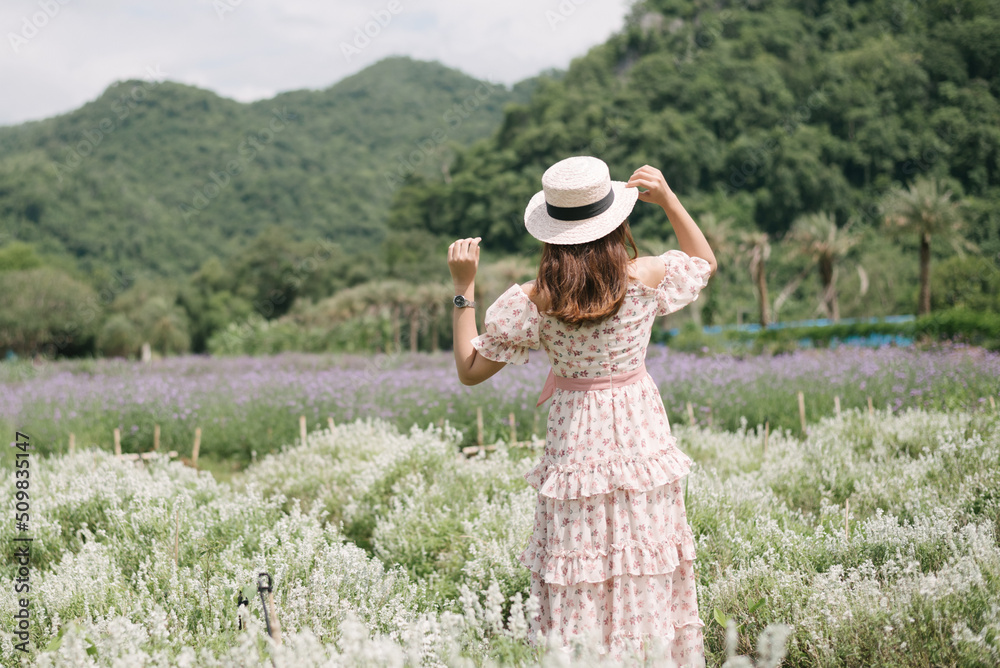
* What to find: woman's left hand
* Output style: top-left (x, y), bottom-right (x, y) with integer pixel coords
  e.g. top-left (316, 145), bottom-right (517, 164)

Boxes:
top-left (448, 237), bottom-right (481, 289)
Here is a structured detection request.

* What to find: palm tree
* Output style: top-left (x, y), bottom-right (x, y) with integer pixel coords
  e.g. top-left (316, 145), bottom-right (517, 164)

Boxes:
top-left (881, 178), bottom-right (971, 315)
top-left (738, 231), bottom-right (772, 326)
top-left (788, 212), bottom-right (860, 322)
top-left (698, 213), bottom-right (738, 260)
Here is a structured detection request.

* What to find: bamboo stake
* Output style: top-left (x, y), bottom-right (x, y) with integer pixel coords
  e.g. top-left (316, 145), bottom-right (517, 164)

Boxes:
top-left (153, 424), bottom-right (160, 451)
top-left (797, 391), bottom-right (807, 434)
top-left (266, 590), bottom-right (282, 645)
top-left (299, 415), bottom-right (307, 448)
top-left (191, 428), bottom-right (201, 468)
top-left (173, 508), bottom-right (180, 567)
top-left (834, 396), bottom-right (841, 418)
top-left (327, 416), bottom-right (335, 432)
top-left (763, 420), bottom-right (769, 456)
top-left (69, 433), bottom-right (75, 455)
top-left (845, 499), bottom-right (850, 541)
top-left (114, 428), bottom-right (121, 456)
top-left (686, 402), bottom-right (696, 426)
top-left (476, 407), bottom-right (484, 445)
top-left (509, 412), bottom-right (517, 444)
top-left (989, 396), bottom-right (996, 411)
top-left (867, 396), bottom-right (874, 416)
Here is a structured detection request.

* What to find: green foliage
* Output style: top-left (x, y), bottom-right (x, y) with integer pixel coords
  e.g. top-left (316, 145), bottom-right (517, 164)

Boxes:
top-left (208, 279), bottom-right (455, 355)
top-left (661, 320), bottom-right (730, 354)
top-left (206, 317), bottom-right (316, 356)
top-left (0, 267), bottom-right (99, 356)
top-left (135, 297), bottom-right (191, 355)
top-left (383, 0), bottom-right (998, 325)
top-left (931, 255), bottom-right (1000, 312)
top-left (3, 3), bottom-right (999, 361)
top-left (0, 57), bottom-right (525, 279)
top-left (723, 308), bottom-right (1000, 351)
top-left (913, 308), bottom-right (1000, 348)
top-left (0, 241), bottom-right (42, 272)
top-left (96, 313), bottom-right (140, 358)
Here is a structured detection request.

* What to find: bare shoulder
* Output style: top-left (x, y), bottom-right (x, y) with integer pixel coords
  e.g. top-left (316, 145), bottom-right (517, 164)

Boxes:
top-left (631, 255), bottom-right (666, 289)
top-left (519, 279), bottom-right (546, 310)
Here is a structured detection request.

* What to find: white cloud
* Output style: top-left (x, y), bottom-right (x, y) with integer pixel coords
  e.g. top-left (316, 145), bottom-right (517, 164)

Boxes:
top-left (0, 0), bottom-right (633, 126)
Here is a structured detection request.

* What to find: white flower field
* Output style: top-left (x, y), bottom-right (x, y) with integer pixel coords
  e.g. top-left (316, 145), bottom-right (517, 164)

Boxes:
top-left (2, 406), bottom-right (998, 666)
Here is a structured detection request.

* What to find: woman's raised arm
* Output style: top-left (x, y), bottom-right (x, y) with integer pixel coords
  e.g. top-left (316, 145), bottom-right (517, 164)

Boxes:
top-left (626, 165), bottom-right (718, 275)
top-left (448, 237), bottom-right (506, 385)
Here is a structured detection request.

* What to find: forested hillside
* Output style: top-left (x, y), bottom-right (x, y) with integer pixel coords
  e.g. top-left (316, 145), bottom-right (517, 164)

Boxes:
top-left (1, 0), bottom-right (998, 359)
top-left (0, 57), bottom-right (528, 276)
top-left (388, 0), bottom-right (1000, 325)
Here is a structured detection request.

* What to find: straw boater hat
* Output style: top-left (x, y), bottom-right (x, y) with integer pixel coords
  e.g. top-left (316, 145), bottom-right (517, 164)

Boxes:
top-left (524, 156), bottom-right (639, 245)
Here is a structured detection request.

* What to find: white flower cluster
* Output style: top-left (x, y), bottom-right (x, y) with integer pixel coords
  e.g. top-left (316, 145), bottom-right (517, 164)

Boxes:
top-left (677, 407), bottom-right (1000, 664)
top-left (2, 407), bottom-right (995, 666)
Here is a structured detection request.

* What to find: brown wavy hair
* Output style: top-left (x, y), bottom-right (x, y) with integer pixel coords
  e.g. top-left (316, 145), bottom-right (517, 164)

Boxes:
top-left (534, 220), bottom-right (638, 326)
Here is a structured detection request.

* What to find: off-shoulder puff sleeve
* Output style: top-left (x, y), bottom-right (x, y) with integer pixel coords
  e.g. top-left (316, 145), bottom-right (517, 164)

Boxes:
top-left (655, 250), bottom-right (713, 316)
top-left (471, 284), bottom-right (541, 365)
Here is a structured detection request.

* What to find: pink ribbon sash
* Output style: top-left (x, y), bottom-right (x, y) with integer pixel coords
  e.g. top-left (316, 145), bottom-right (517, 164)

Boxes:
top-left (535, 363), bottom-right (649, 407)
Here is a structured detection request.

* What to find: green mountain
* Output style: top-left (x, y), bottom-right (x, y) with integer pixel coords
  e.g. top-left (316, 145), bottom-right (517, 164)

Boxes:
top-left (0, 57), bottom-right (529, 276)
top-left (387, 0), bottom-right (1000, 254)
top-left (3, 1), bottom-right (999, 360)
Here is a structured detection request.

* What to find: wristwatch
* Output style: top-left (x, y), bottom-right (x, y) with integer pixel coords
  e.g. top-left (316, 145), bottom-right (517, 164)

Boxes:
top-left (453, 295), bottom-right (476, 308)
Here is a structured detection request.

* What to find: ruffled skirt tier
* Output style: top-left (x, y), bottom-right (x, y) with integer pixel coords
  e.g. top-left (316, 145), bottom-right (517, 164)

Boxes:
top-left (521, 378), bottom-right (705, 665)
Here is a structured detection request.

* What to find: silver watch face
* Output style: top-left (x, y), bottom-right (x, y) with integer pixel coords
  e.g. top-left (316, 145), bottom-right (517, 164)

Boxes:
top-left (454, 295), bottom-right (473, 308)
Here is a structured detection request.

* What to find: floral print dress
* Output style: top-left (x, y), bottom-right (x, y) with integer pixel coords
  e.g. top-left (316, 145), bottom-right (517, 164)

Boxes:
top-left (471, 250), bottom-right (712, 666)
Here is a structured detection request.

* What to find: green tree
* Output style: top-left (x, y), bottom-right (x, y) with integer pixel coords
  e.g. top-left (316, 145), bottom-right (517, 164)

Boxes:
top-left (179, 257), bottom-right (253, 352)
top-left (132, 296), bottom-right (191, 355)
top-left (97, 314), bottom-right (141, 358)
top-left (0, 241), bottom-right (43, 273)
top-left (104, 277), bottom-right (192, 356)
top-left (739, 231), bottom-right (772, 326)
top-left (882, 178), bottom-right (971, 315)
top-left (931, 256), bottom-right (1000, 312)
top-left (788, 212), bottom-right (860, 321)
top-left (0, 268), bottom-right (99, 356)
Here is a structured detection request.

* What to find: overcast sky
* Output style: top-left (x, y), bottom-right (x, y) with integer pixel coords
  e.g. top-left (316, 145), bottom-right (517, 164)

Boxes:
top-left (0, 0), bottom-right (635, 127)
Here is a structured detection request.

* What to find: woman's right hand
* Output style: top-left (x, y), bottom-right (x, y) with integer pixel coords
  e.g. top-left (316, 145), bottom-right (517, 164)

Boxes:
top-left (629, 166), bottom-right (718, 275)
top-left (626, 165), bottom-right (676, 209)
